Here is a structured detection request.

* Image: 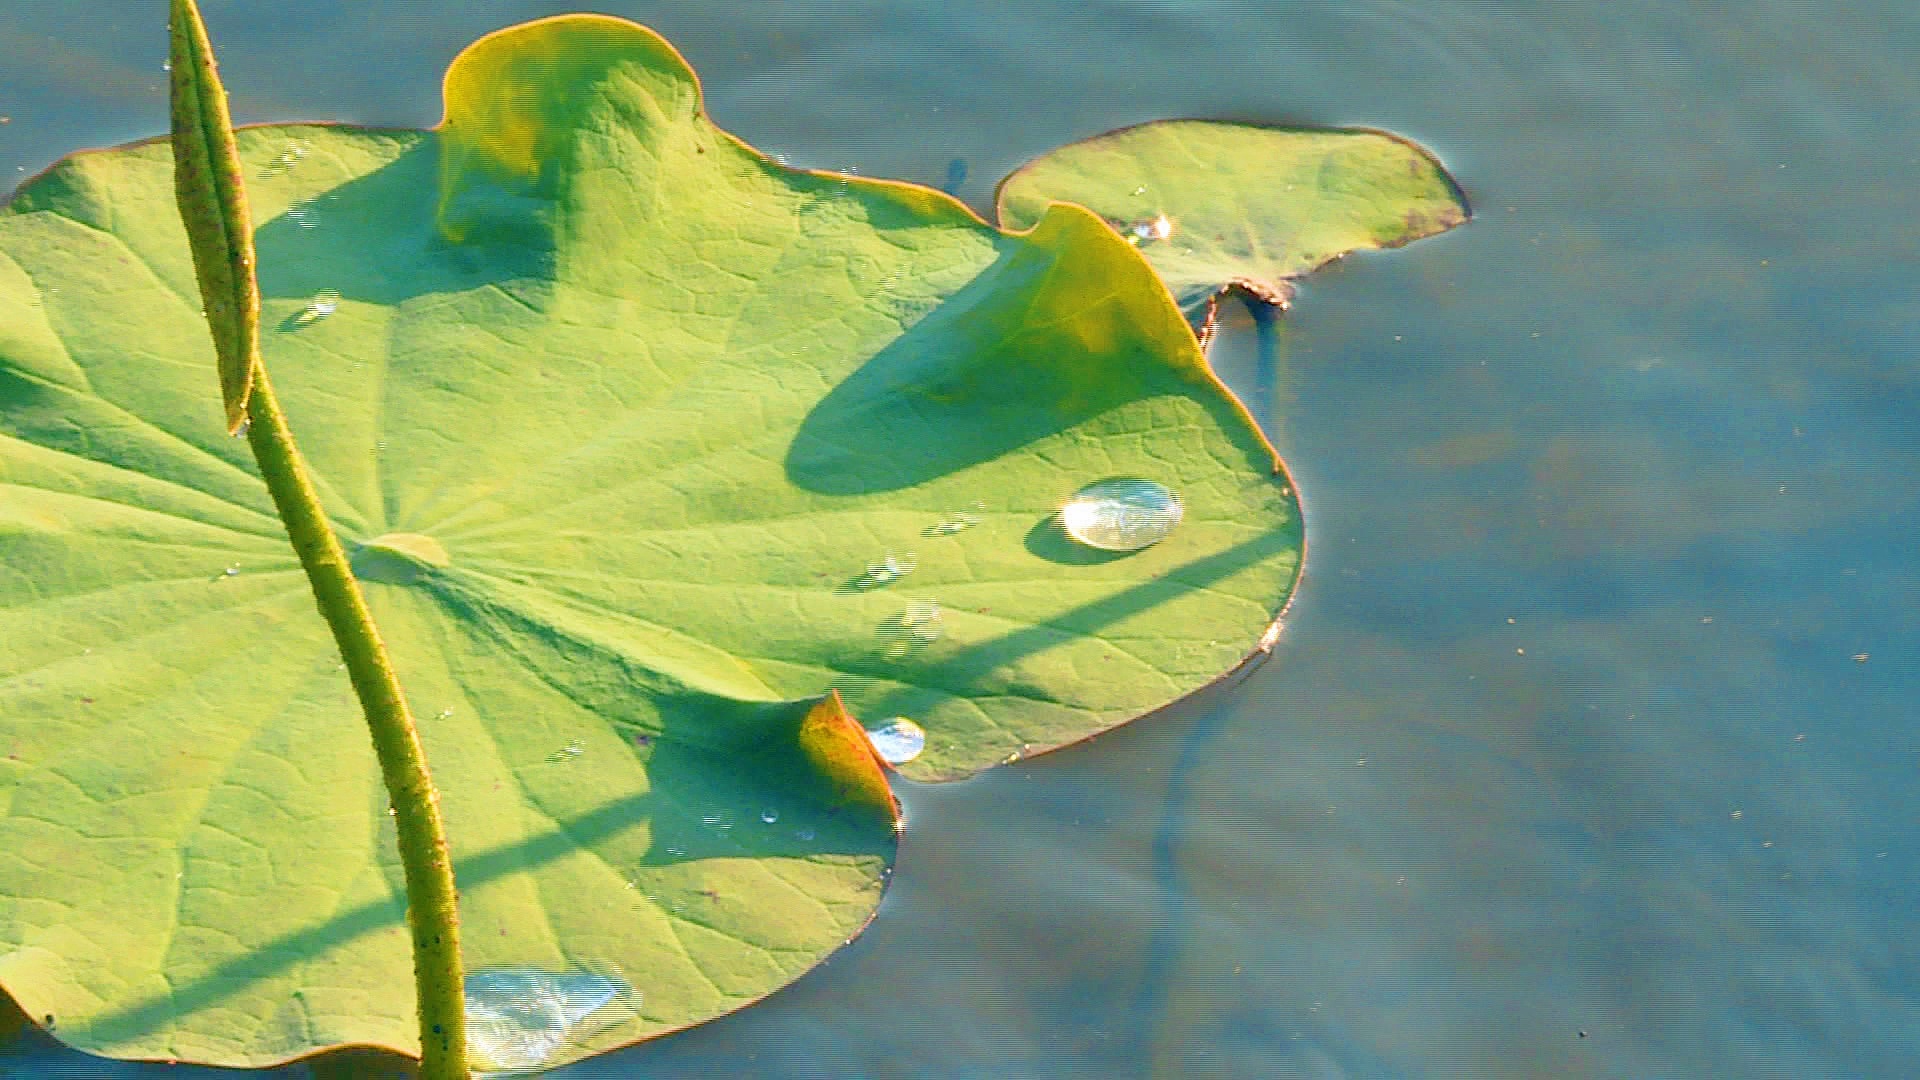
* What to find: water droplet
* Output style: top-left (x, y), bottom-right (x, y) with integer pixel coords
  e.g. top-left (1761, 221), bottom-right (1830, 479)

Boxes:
top-left (856, 551), bottom-right (916, 589)
top-left (1058, 478), bottom-right (1183, 552)
top-left (546, 742), bottom-right (584, 763)
top-left (760, 807), bottom-right (779, 825)
top-left (925, 503), bottom-right (984, 536)
top-left (464, 967), bottom-right (639, 1074)
top-left (1127, 214), bottom-right (1173, 245)
top-left (291, 289), bottom-right (340, 328)
top-left (865, 717), bottom-right (926, 765)
top-left (257, 140), bottom-right (308, 179)
top-left (880, 600), bottom-right (943, 656)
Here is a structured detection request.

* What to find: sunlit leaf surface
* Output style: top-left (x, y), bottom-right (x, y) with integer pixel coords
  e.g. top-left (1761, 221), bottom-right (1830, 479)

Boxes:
top-left (0, 15), bottom-right (1300, 1069)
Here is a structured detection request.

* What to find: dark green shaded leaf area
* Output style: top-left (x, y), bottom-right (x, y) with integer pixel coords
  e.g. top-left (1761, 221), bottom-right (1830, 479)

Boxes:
top-left (0, 14), bottom-right (1299, 1069)
top-left (997, 120), bottom-right (1470, 333)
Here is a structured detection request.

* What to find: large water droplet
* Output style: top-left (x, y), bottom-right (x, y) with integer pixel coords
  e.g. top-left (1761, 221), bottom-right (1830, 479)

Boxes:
top-left (1058, 479), bottom-right (1183, 552)
top-left (464, 967), bottom-right (638, 1075)
top-left (865, 717), bottom-right (926, 765)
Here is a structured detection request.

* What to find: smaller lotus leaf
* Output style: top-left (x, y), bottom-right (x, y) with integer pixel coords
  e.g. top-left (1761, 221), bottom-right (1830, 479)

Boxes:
top-left (996, 120), bottom-right (1470, 335)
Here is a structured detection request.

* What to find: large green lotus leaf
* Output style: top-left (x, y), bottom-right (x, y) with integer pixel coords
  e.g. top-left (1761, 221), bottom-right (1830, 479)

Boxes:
top-left (996, 120), bottom-right (1470, 335)
top-left (0, 14), bottom-right (1299, 1070)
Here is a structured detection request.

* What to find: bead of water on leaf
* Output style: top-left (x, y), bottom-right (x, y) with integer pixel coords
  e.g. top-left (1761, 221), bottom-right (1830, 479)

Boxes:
top-left (292, 289), bottom-right (340, 328)
top-left (258, 141), bottom-right (308, 179)
top-left (879, 599), bottom-right (943, 657)
top-left (925, 503), bottom-right (984, 536)
top-left (1128, 214), bottom-right (1173, 244)
top-left (463, 967), bottom-right (639, 1074)
top-left (1058, 478), bottom-right (1183, 552)
top-left (864, 551), bottom-right (916, 586)
top-left (865, 716), bottom-right (927, 765)
top-left (903, 599), bottom-right (942, 644)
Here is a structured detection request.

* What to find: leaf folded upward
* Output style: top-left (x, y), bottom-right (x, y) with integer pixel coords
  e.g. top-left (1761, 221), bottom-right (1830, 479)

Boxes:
top-left (0, 14), bottom-right (1300, 1070)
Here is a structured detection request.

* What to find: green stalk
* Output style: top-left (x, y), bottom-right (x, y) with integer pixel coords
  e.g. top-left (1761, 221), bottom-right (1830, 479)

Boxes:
top-left (167, 2), bottom-right (469, 1076)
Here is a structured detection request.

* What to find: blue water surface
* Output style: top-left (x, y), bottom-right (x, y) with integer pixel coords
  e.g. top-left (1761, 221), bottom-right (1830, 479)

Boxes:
top-left (2, 0), bottom-right (1916, 1076)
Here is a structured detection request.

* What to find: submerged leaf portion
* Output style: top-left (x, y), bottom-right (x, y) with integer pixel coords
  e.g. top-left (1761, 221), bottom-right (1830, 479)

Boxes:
top-left (0, 13), bottom-right (1299, 1071)
top-left (996, 119), bottom-right (1470, 337)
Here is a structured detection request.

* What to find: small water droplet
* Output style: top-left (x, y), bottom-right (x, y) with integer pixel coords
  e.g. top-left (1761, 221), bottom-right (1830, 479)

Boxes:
top-left (865, 717), bottom-right (926, 765)
top-left (291, 288), bottom-right (340, 328)
top-left (880, 600), bottom-right (943, 656)
top-left (856, 551), bottom-right (916, 589)
top-left (760, 807), bottom-right (779, 825)
top-left (257, 140), bottom-right (309, 179)
top-left (1058, 478), bottom-right (1183, 552)
top-left (1127, 214), bottom-right (1174, 244)
top-left (464, 967), bottom-right (639, 1074)
top-left (924, 503), bottom-right (984, 536)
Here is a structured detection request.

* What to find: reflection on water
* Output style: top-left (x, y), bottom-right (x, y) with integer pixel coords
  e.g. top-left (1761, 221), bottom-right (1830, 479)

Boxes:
top-left (4, 0), bottom-right (1917, 1076)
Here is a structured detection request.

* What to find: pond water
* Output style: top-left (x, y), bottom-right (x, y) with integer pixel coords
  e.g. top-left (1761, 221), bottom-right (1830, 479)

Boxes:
top-left (4, 0), bottom-right (1916, 1076)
